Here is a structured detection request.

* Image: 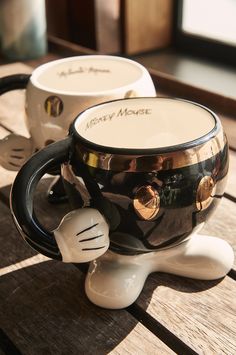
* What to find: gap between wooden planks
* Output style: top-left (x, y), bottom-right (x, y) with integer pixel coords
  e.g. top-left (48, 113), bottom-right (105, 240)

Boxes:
top-left (1, 173), bottom-right (236, 354)
top-left (0, 198), bottom-right (174, 354)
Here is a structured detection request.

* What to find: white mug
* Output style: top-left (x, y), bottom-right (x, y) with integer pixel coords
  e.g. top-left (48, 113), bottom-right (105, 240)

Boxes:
top-left (0, 55), bottom-right (156, 171)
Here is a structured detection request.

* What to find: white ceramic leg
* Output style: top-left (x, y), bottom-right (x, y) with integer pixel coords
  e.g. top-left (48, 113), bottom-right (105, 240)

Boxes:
top-left (151, 234), bottom-right (234, 280)
top-left (85, 251), bottom-right (151, 309)
top-left (85, 235), bottom-right (234, 309)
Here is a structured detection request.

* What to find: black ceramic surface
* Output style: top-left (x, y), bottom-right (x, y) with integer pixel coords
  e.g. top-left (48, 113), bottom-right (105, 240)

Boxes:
top-left (62, 141), bottom-right (228, 255)
top-left (10, 97), bottom-right (229, 259)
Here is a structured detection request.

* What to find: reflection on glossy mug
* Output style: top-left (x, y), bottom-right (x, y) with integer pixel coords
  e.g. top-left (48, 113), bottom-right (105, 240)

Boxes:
top-left (0, 55), bottom-right (156, 172)
top-left (11, 97), bottom-right (234, 309)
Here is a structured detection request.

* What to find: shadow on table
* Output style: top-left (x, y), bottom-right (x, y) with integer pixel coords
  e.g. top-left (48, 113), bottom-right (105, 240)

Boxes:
top-left (0, 179), bottom-right (225, 353)
top-left (1, 259), bottom-right (149, 354)
top-left (0, 178), bottom-right (70, 268)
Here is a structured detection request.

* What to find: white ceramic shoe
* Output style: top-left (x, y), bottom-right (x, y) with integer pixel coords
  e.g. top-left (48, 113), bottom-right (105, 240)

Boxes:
top-left (85, 250), bottom-right (149, 309)
top-left (85, 234), bottom-right (234, 309)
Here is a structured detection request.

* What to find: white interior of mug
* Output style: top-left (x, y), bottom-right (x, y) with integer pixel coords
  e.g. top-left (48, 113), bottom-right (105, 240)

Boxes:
top-left (75, 98), bottom-right (216, 149)
top-left (31, 56), bottom-right (144, 94)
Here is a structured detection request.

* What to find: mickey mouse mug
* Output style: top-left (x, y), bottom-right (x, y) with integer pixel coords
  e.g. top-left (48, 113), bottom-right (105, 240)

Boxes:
top-left (0, 55), bottom-right (156, 172)
top-left (11, 97), bottom-right (229, 262)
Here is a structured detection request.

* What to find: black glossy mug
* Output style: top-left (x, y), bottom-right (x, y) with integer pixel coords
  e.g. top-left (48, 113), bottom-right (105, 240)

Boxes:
top-left (10, 97), bottom-right (228, 263)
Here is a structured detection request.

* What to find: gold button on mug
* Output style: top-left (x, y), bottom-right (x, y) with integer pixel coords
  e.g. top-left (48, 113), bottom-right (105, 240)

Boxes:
top-left (196, 176), bottom-right (216, 210)
top-left (133, 185), bottom-right (160, 220)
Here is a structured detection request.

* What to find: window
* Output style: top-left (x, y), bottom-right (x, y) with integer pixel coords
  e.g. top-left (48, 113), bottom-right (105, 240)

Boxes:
top-left (175, 0), bottom-right (236, 66)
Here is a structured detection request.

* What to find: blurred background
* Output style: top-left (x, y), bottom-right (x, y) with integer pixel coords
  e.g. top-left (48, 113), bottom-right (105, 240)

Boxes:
top-left (0, 0), bottom-right (235, 64)
top-left (0, 0), bottom-right (236, 119)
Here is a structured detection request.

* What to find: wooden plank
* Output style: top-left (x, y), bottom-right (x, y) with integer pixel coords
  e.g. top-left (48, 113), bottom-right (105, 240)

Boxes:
top-left (1, 265), bottom-right (173, 354)
top-left (122, 0), bottom-right (173, 54)
top-left (94, 0), bottom-right (121, 53)
top-left (0, 329), bottom-right (19, 355)
top-left (0, 202), bottom-right (38, 268)
top-left (200, 197), bottom-right (236, 268)
top-left (148, 68), bottom-right (236, 119)
top-left (46, 0), bottom-right (121, 54)
top-left (2, 171), bottom-right (235, 354)
top-left (45, 0), bottom-right (71, 41)
top-left (132, 197), bottom-right (236, 354)
top-left (67, 0), bottom-right (97, 50)
top-left (226, 150), bottom-right (236, 198)
top-left (220, 114), bottom-right (236, 151)
top-left (136, 273), bottom-right (236, 355)
top-left (3, 179), bottom-right (236, 353)
top-left (136, 51), bottom-right (236, 102)
top-left (48, 35), bottom-right (98, 56)
top-left (0, 201), bottom-right (173, 354)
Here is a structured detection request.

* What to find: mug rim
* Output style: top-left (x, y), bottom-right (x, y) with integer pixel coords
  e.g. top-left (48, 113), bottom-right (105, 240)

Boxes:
top-left (70, 97), bottom-right (226, 172)
top-left (30, 55), bottom-right (150, 96)
top-left (71, 97), bottom-right (220, 155)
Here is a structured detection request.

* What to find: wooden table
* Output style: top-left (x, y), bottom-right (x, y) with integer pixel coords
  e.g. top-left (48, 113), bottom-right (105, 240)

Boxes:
top-left (0, 59), bottom-right (236, 355)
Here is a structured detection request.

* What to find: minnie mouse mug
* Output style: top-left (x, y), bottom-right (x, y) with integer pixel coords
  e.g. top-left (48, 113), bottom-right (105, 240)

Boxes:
top-left (0, 55), bottom-right (156, 171)
top-left (10, 97), bottom-right (233, 308)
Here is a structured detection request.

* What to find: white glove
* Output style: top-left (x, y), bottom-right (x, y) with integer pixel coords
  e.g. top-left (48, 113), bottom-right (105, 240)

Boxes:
top-left (0, 134), bottom-right (34, 171)
top-left (54, 208), bottom-right (110, 263)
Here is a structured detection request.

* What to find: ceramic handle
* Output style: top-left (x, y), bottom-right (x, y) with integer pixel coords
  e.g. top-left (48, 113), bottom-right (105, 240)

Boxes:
top-left (10, 137), bottom-right (72, 260)
top-left (0, 74), bottom-right (30, 94)
top-left (10, 136), bottom-right (116, 262)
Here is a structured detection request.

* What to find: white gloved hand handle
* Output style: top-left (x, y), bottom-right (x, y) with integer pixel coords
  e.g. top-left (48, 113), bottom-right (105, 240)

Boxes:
top-left (0, 134), bottom-right (34, 171)
top-left (54, 208), bottom-right (110, 263)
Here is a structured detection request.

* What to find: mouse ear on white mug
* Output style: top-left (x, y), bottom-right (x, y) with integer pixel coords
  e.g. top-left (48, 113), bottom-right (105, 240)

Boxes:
top-left (54, 208), bottom-right (110, 263)
top-left (0, 133), bottom-right (34, 171)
